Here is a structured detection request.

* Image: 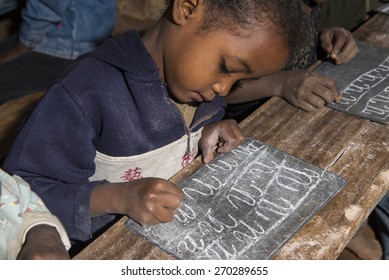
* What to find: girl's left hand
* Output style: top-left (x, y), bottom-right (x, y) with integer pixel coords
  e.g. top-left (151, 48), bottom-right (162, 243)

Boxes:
top-left (199, 119), bottom-right (245, 164)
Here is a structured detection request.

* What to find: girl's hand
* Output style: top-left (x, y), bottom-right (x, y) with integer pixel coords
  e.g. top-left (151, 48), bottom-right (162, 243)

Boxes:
top-left (122, 178), bottom-right (184, 225)
top-left (93, 178), bottom-right (184, 226)
top-left (199, 119), bottom-right (245, 164)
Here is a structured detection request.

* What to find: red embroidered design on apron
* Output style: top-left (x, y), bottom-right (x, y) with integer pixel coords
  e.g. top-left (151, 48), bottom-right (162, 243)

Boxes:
top-left (121, 167), bottom-right (143, 181)
top-left (182, 148), bottom-right (195, 168)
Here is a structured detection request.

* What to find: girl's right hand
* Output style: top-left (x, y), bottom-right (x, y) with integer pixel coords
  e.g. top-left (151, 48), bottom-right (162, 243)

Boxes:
top-left (91, 178), bottom-right (184, 225)
top-left (113, 178), bottom-right (184, 226)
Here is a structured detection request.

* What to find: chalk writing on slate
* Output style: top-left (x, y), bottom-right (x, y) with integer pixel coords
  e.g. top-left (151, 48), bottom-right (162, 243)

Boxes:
top-left (315, 41), bottom-right (389, 124)
top-left (125, 137), bottom-right (346, 259)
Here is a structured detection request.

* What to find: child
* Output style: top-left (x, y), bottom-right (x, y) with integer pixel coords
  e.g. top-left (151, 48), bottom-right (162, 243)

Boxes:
top-left (0, 168), bottom-right (70, 259)
top-left (3, 0), bottom-right (307, 244)
top-left (225, 0), bottom-right (359, 121)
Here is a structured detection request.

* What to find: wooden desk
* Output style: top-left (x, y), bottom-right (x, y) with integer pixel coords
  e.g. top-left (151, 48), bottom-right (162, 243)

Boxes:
top-left (74, 13), bottom-right (389, 260)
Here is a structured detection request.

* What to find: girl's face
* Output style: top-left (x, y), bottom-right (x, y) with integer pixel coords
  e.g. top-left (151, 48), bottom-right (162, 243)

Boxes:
top-left (164, 26), bottom-right (289, 103)
top-left (159, 0), bottom-right (290, 104)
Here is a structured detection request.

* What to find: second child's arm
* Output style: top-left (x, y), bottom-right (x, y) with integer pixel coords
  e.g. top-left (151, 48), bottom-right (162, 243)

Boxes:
top-left (225, 70), bottom-right (341, 111)
top-left (226, 27), bottom-right (358, 112)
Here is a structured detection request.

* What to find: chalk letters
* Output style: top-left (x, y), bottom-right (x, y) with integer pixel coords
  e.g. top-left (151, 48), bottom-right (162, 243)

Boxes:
top-left (126, 138), bottom-right (346, 259)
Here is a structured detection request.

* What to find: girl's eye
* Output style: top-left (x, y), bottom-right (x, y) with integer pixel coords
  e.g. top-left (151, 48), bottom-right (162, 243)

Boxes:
top-left (220, 62), bottom-right (231, 76)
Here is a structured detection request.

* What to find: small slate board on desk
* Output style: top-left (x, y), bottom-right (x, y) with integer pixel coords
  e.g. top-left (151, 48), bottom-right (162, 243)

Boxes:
top-left (374, 3), bottom-right (389, 15)
top-left (126, 137), bottom-right (346, 260)
top-left (315, 41), bottom-right (389, 124)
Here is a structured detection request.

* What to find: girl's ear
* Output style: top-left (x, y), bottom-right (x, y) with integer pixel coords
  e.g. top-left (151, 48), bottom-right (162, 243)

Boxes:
top-left (171, 0), bottom-right (200, 26)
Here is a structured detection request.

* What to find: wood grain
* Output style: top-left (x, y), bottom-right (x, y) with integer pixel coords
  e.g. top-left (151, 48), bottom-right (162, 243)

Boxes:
top-left (353, 13), bottom-right (389, 48)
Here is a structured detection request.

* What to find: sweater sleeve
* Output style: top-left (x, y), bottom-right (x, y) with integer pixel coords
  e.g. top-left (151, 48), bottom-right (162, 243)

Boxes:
top-left (18, 0), bottom-right (72, 47)
top-left (3, 83), bottom-right (107, 241)
top-left (20, 211), bottom-right (71, 251)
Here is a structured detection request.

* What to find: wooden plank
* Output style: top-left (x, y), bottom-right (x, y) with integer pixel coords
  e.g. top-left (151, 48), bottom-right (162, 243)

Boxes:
top-left (352, 13), bottom-right (389, 48)
top-left (240, 97), bottom-right (370, 168)
top-left (239, 97), bottom-right (300, 142)
top-left (73, 215), bottom-right (174, 260)
top-left (273, 122), bottom-right (389, 259)
top-left (0, 92), bottom-right (45, 160)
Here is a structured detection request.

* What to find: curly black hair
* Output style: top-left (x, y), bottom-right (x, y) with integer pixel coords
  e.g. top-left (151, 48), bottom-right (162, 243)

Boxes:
top-left (167, 0), bottom-right (309, 65)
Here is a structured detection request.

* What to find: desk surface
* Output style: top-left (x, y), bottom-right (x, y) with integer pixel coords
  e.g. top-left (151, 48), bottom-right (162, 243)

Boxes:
top-left (74, 13), bottom-right (389, 260)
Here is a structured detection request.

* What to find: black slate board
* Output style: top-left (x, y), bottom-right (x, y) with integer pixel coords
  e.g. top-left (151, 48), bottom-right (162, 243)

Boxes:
top-left (126, 137), bottom-right (346, 260)
top-left (374, 3), bottom-right (389, 15)
top-left (315, 41), bottom-right (389, 124)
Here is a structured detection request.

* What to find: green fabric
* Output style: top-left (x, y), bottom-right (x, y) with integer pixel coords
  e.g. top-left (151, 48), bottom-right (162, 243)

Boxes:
top-left (319, 0), bottom-right (381, 30)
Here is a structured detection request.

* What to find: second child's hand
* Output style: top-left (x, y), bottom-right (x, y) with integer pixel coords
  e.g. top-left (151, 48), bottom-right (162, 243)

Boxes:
top-left (320, 27), bottom-right (359, 65)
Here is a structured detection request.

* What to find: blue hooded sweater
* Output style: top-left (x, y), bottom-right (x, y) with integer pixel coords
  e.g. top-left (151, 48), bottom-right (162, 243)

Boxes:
top-left (4, 30), bottom-right (226, 242)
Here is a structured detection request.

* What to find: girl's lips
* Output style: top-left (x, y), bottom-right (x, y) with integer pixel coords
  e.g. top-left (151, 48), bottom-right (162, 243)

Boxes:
top-left (192, 92), bottom-right (204, 102)
top-left (194, 91), bottom-right (216, 102)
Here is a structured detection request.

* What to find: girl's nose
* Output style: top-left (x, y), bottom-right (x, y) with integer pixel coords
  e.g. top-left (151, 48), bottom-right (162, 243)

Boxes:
top-left (212, 79), bottom-right (234, 97)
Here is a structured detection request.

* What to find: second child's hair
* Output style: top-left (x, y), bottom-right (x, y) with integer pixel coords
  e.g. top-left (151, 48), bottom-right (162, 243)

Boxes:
top-left (167, 0), bottom-right (308, 64)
